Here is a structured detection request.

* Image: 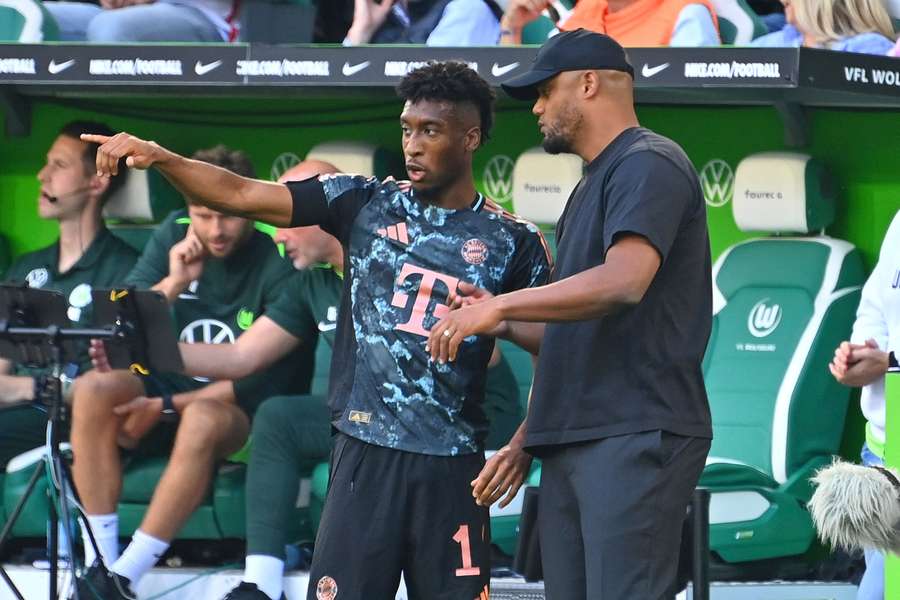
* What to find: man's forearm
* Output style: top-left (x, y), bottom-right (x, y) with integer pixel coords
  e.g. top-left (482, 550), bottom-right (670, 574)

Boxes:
top-left (0, 374), bottom-right (35, 404)
top-left (179, 343), bottom-right (257, 381)
top-left (172, 380), bottom-right (236, 413)
top-left (502, 322), bottom-right (545, 355)
top-left (155, 153), bottom-right (292, 226)
top-left (152, 275), bottom-right (189, 304)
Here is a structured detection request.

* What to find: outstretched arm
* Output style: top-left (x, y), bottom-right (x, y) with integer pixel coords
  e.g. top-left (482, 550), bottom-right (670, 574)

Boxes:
top-left (82, 132), bottom-right (294, 226)
top-left (179, 317), bottom-right (301, 379)
top-left (91, 316), bottom-right (301, 380)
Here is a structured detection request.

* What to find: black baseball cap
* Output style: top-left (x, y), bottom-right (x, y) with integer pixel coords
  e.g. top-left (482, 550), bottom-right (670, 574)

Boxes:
top-left (502, 28), bottom-right (634, 100)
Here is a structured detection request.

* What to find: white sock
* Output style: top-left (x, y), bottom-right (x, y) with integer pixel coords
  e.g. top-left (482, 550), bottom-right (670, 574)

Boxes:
top-left (82, 513), bottom-right (119, 567)
top-left (243, 554), bottom-right (285, 600)
top-left (111, 529), bottom-right (169, 585)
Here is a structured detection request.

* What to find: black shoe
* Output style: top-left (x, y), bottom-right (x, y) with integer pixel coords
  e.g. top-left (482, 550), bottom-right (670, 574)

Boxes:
top-left (72, 561), bottom-right (136, 600)
top-left (222, 582), bottom-right (286, 600)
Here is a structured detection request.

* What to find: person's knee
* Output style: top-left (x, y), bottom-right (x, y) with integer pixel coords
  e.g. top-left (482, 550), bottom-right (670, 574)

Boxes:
top-left (176, 400), bottom-right (245, 454)
top-left (251, 395), bottom-right (296, 436)
top-left (86, 9), bottom-right (142, 42)
top-left (72, 370), bottom-right (133, 419)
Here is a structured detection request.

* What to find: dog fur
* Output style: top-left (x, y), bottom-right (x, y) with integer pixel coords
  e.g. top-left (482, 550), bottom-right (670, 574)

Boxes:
top-left (808, 460), bottom-right (900, 555)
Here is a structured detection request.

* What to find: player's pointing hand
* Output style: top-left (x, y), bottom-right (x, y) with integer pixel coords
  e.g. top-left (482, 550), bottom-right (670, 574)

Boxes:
top-left (81, 132), bottom-right (167, 176)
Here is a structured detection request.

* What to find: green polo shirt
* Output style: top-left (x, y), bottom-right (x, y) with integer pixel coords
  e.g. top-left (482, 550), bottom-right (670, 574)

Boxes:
top-left (3, 227), bottom-right (139, 375)
top-left (266, 265), bottom-right (523, 449)
top-left (125, 209), bottom-right (314, 416)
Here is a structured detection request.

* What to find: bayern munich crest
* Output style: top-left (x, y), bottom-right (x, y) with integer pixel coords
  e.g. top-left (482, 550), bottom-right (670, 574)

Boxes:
top-left (461, 239), bottom-right (488, 265)
top-left (316, 575), bottom-right (338, 600)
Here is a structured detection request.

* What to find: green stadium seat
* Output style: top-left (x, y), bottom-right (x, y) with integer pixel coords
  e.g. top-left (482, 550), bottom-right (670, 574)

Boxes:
top-left (519, 0), bottom-right (573, 45)
top-left (701, 152), bottom-right (865, 572)
top-left (0, 0), bottom-right (58, 42)
top-left (711, 0), bottom-right (767, 44)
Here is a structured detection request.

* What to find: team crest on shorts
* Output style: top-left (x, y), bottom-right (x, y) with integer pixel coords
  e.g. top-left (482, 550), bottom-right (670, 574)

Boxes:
top-left (461, 239), bottom-right (489, 265)
top-left (316, 575), bottom-right (338, 600)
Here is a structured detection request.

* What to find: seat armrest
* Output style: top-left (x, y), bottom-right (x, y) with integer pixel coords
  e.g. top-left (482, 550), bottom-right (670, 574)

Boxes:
top-left (778, 456), bottom-right (832, 502)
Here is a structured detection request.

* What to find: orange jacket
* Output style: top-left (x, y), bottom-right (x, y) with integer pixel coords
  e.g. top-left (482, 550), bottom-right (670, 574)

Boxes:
top-left (561, 0), bottom-right (719, 47)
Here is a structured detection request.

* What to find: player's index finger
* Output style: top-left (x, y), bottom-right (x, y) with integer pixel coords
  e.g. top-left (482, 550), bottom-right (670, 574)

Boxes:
top-left (80, 133), bottom-right (111, 143)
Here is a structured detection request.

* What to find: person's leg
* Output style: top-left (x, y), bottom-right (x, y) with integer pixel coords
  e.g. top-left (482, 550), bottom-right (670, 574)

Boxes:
top-left (306, 434), bottom-right (405, 600)
top-left (572, 432), bottom-right (709, 600)
top-left (858, 444), bottom-right (885, 600)
top-left (86, 3), bottom-right (222, 42)
top-left (404, 451), bottom-right (491, 600)
top-left (71, 369), bottom-right (146, 566)
top-left (537, 446), bottom-right (587, 600)
top-left (111, 399), bottom-right (250, 585)
top-left (240, 395), bottom-right (331, 600)
top-left (41, 1), bottom-right (101, 41)
top-left (0, 404), bottom-right (51, 471)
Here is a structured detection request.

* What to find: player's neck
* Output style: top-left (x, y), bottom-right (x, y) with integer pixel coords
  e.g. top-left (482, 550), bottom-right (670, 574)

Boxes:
top-left (57, 213), bottom-right (101, 273)
top-left (417, 177), bottom-right (478, 211)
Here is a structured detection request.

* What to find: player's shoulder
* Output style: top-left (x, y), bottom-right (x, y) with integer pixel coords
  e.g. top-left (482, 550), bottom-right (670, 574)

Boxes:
top-left (482, 197), bottom-right (542, 239)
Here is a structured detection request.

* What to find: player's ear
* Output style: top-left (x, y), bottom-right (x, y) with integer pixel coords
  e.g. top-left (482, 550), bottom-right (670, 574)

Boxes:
top-left (464, 126), bottom-right (482, 153)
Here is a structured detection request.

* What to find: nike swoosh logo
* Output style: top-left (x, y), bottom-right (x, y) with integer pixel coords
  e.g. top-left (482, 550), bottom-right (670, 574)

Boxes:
top-left (342, 61), bottom-right (370, 77)
top-left (491, 62), bottom-right (519, 78)
top-left (48, 59), bottom-right (75, 75)
top-left (641, 63), bottom-right (670, 78)
top-left (178, 293), bottom-right (200, 300)
top-left (194, 60), bottom-right (223, 76)
top-left (318, 321), bottom-right (337, 332)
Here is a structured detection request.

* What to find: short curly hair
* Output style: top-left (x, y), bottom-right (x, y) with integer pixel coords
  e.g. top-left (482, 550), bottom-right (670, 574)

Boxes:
top-left (396, 61), bottom-right (495, 146)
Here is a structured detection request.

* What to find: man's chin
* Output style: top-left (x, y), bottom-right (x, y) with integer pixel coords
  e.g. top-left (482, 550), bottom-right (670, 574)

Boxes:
top-left (541, 136), bottom-right (572, 155)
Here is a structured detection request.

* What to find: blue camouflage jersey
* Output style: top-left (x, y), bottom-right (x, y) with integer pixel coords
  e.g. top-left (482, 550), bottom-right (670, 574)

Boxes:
top-left (288, 175), bottom-right (551, 456)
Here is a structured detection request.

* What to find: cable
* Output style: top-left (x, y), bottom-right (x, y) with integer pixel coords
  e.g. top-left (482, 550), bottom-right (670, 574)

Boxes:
top-left (143, 562), bottom-right (241, 600)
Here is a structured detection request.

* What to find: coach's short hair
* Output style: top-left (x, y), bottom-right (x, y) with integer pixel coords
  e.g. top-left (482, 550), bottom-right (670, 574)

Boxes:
top-left (396, 61), bottom-right (496, 147)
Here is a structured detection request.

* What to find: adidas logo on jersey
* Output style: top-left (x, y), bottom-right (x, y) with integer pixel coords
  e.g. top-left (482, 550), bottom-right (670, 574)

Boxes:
top-left (377, 222), bottom-right (410, 245)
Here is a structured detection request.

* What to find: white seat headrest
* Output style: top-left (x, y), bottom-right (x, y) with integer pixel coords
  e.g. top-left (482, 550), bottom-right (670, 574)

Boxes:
top-left (306, 141), bottom-right (389, 179)
top-left (733, 152), bottom-right (835, 234)
top-left (512, 147), bottom-right (583, 226)
top-left (102, 169), bottom-right (153, 221)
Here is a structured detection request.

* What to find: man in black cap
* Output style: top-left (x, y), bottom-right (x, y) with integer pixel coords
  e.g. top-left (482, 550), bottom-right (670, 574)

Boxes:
top-left (428, 29), bottom-right (713, 599)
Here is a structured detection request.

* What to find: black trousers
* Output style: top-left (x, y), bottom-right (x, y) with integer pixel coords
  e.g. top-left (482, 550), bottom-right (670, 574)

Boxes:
top-left (538, 430), bottom-right (710, 600)
top-left (307, 433), bottom-right (491, 600)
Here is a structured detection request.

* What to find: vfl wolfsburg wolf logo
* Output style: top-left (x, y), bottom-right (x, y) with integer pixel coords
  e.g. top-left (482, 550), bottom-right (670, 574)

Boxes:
top-left (237, 307), bottom-right (255, 330)
top-left (747, 299), bottom-right (782, 338)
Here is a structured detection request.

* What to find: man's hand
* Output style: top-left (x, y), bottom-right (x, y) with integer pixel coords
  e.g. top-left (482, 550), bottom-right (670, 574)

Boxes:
top-left (81, 132), bottom-right (168, 177)
top-left (428, 295), bottom-right (504, 364)
top-left (472, 440), bottom-right (532, 508)
top-left (168, 227), bottom-right (207, 287)
top-left (345, 0), bottom-right (396, 44)
top-left (502, 0), bottom-right (551, 32)
top-left (114, 395), bottom-right (162, 448)
top-left (829, 338), bottom-right (890, 387)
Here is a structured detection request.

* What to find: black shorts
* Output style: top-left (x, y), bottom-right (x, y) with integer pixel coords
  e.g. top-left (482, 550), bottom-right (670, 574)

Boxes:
top-left (122, 372), bottom-right (205, 460)
top-left (307, 433), bottom-right (491, 600)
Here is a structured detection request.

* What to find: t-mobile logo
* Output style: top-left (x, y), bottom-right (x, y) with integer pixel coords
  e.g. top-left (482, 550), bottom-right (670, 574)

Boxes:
top-left (391, 263), bottom-right (460, 337)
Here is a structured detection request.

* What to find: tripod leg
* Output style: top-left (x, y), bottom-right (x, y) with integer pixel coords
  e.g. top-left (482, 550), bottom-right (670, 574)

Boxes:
top-left (0, 463), bottom-right (43, 600)
top-left (55, 455), bottom-right (80, 600)
top-left (0, 463), bottom-right (43, 550)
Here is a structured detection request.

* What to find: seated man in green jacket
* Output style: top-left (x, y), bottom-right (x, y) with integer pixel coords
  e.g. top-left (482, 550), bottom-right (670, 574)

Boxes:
top-left (0, 121), bottom-right (138, 472)
top-left (71, 146), bottom-right (315, 600)
top-left (90, 160), bottom-right (525, 600)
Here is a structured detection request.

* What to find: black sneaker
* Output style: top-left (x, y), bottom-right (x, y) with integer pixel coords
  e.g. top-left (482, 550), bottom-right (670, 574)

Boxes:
top-left (72, 561), bottom-right (136, 600)
top-left (222, 582), bottom-right (286, 600)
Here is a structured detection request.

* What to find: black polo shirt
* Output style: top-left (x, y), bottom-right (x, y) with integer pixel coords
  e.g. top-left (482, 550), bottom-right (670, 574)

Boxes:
top-left (526, 127), bottom-right (713, 452)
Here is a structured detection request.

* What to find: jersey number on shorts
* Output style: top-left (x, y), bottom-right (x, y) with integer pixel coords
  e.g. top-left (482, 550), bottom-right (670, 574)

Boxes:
top-left (453, 524), bottom-right (481, 576)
